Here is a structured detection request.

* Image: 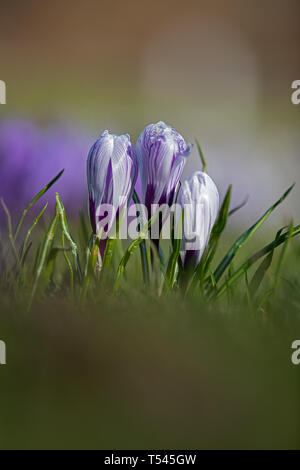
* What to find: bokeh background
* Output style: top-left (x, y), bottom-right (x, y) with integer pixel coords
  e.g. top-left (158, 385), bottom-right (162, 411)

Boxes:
top-left (1, 0), bottom-right (300, 450)
top-left (0, 0), bottom-right (300, 223)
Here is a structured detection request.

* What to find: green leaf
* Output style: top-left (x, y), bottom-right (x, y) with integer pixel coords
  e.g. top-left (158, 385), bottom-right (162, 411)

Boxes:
top-left (212, 185), bottom-right (232, 236)
top-left (55, 192), bottom-right (82, 282)
top-left (215, 223), bottom-right (300, 299)
top-left (80, 229), bottom-right (103, 301)
top-left (20, 203), bottom-right (48, 264)
top-left (0, 198), bottom-right (19, 264)
top-left (195, 138), bottom-right (207, 173)
top-left (210, 184), bottom-right (294, 287)
top-left (102, 238), bottom-right (115, 271)
top-left (249, 227), bottom-right (284, 297)
top-left (62, 232), bottom-right (74, 293)
top-left (28, 211), bottom-right (59, 310)
top-left (132, 189), bottom-right (150, 286)
top-left (203, 185), bottom-right (232, 276)
top-left (15, 169), bottom-right (64, 239)
top-left (114, 212), bottom-right (157, 291)
top-left (274, 219), bottom-right (294, 295)
top-left (164, 210), bottom-right (184, 290)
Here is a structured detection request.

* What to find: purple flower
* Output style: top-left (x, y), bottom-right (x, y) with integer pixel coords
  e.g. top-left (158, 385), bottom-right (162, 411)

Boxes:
top-left (0, 118), bottom-right (92, 220)
top-left (177, 171), bottom-right (219, 268)
top-left (136, 121), bottom-right (192, 215)
top-left (87, 130), bottom-right (138, 255)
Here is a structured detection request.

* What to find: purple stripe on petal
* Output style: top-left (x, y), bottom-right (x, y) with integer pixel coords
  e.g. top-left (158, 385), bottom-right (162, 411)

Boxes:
top-left (136, 121), bottom-right (192, 213)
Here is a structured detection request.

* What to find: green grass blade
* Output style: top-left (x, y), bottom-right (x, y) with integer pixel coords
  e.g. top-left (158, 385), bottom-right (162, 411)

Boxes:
top-left (20, 203), bottom-right (48, 263)
top-left (55, 192), bottom-right (82, 282)
top-left (211, 184), bottom-right (294, 286)
top-left (15, 169), bottom-right (64, 240)
top-left (0, 198), bottom-right (19, 264)
top-left (195, 138), bottom-right (207, 173)
top-left (62, 232), bottom-right (74, 293)
top-left (215, 223), bottom-right (300, 299)
top-left (249, 227), bottom-right (284, 296)
top-left (244, 271), bottom-right (253, 311)
top-left (102, 238), bottom-right (115, 271)
top-left (203, 185), bottom-right (232, 277)
top-left (164, 210), bottom-right (184, 290)
top-left (80, 229), bottom-right (103, 301)
top-left (212, 185), bottom-right (232, 237)
top-left (28, 211), bottom-right (59, 310)
top-left (132, 189), bottom-right (150, 286)
top-left (114, 212), bottom-right (157, 291)
top-left (274, 219), bottom-right (294, 295)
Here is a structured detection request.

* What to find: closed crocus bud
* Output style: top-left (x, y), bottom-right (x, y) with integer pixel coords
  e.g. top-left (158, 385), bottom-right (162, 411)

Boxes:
top-left (177, 171), bottom-right (219, 268)
top-left (136, 121), bottom-right (192, 215)
top-left (87, 130), bottom-right (138, 255)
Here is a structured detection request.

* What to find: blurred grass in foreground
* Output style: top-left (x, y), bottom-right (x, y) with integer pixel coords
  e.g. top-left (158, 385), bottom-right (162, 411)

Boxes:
top-left (0, 285), bottom-right (300, 449)
top-left (0, 169), bottom-right (300, 449)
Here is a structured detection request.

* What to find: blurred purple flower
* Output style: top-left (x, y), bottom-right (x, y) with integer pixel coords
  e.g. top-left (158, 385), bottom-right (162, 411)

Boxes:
top-left (177, 171), bottom-right (219, 268)
top-left (87, 130), bottom-right (138, 256)
top-left (136, 121), bottom-right (192, 214)
top-left (0, 118), bottom-right (92, 220)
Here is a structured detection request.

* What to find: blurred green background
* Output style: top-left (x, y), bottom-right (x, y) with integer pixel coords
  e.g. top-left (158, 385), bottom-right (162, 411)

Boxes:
top-left (1, 0), bottom-right (300, 220)
top-left (1, 0), bottom-right (300, 449)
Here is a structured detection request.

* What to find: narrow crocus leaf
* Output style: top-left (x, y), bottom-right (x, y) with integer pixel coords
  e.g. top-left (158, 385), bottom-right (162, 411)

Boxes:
top-left (28, 211), bottom-right (59, 310)
top-left (20, 203), bottom-right (48, 264)
top-left (102, 238), bottom-right (116, 272)
top-left (80, 228), bottom-right (103, 301)
top-left (215, 223), bottom-right (300, 299)
top-left (165, 210), bottom-right (184, 291)
top-left (210, 184), bottom-right (295, 287)
top-left (203, 184), bottom-right (232, 277)
top-left (274, 219), bottom-right (294, 295)
top-left (14, 169), bottom-right (64, 240)
top-left (55, 193), bottom-right (82, 282)
top-left (114, 212), bottom-right (158, 291)
top-left (211, 185), bottom-right (232, 237)
top-left (132, 189), bottom-right (150, 286)
top-left (62, 232), bottom-right (74, 293)
top-left (0, 198), bottom-right (19, 264)
top-left (195, 138), bottom-right (207, 173)
top-left (249, 227), bottom-right (284, 297)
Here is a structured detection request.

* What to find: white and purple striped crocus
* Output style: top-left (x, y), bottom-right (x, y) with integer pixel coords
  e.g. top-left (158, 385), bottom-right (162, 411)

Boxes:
top-left (87, 130), bottom-right (138, 256)
top-left (177, 171), bottom-right (219, 268)
top-left (136, 121), bottom-right (192, 214)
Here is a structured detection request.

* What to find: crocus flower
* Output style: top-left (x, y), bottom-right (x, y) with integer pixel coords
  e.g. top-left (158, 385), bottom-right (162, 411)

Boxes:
top-left (136, 121), bottom-right (192, 215)
top-left (87, 130), bottom-right (138, 256)
top-left (177, 171), bottom-right (219, 268)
